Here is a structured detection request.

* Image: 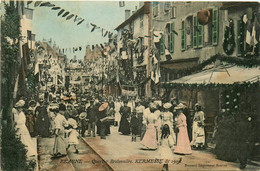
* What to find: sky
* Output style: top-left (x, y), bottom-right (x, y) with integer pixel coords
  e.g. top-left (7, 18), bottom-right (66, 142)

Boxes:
top-left (30, 1), bottom-right (140, 59)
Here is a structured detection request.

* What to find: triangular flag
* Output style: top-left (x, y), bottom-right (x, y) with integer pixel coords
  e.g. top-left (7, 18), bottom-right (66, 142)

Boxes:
top-left (52, 7), bottom-right (61, 10)
top-left (77, 19), bottom-right (85, 25)
top-left (27, 1), bottom-right (33, 5)
top-left (40, 2), bottom-right (54, 7)
top-left (34, 1), bottom-right (42, 7)
top-left (104, 31), bottom-right (108, 37)
top-left (90, 23), bottom-right (97, 32)
top-left (66, 14), bottom-right (74, 20)
top-left (62, 12), bottom-right (70, 17)
top-left (58, 9), bottom-right (65, 16)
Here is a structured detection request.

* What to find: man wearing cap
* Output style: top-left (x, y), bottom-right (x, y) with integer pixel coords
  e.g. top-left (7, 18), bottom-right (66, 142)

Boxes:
top-left (86, 100), bottom-right (97, 137)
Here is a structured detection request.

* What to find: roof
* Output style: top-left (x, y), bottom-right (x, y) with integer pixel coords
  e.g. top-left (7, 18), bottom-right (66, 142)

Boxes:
top-left (168, 65), bottom-right (260, 84)
top-left (115, 2), bottom-right (150, 31)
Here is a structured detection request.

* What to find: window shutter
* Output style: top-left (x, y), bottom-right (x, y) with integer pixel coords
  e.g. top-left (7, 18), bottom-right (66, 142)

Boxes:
top-left (160, 35), bottom-right (165, 55)
top-left (212, 6), bottom-right (219, 45)
top-left (181, 21), bottom-right (186, 51)
top-left (170, 22), bottom-right (174, 53)
top-left (193, 15), bottom-right (198, 48)
top-left (237, 19), bottom-right (244, 56)
top-left (198, 23), bottom-right (203, 48)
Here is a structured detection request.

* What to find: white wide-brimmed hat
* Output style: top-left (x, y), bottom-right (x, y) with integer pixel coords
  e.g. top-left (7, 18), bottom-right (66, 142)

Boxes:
top-left (79, 112), bottom-right (87, 120)
top-left (163, 103), bottom-right (172, 109)
top-left (175, 103), bottom-right (185, 110)
top-left (15, 100), bottom-right (25, 108)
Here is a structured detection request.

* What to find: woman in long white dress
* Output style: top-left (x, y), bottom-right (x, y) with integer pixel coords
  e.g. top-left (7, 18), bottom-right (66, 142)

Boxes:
top-left (15, 100), bottom-right (37, 157)
top-left (141, 103), bottom-right (159, 150)
top-left (191, 103), bottom-right (205, 149)
top-left (161, 103), bottom-right (176, 145)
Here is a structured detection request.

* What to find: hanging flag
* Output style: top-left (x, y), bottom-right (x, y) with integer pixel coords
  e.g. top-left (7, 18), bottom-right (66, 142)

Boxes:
top-left (251, 26), bottom-right (258, 45)
top-left (243, 14), bottom-right (248, 24)
top-left (62, 11), bottom-right (70, 17)
top-left (52, 7), bottom-right (61, 10)
top-left (66, 14), bottom-right (74, 20)
top-left (58, 9), bottom-right (65, 16)
top-left (34, 62), bottom-right (39, 75)
top-left (119, 1), bottom-right (125, 7)
top-left (13, 75), bottom-right (19, 99)
top-left (77, 19), bottom-right (85, 25)
top-left (34, 1), bottom-right (42, 7)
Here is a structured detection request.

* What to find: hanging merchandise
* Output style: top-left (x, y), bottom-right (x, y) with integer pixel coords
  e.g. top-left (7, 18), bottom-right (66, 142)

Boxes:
top-left (108, 32), bottom-right (113, 38)
top-left (223, 19), bottom-right (235, 55)
top-left (119, 1), bottom-right (125, 7)
top-left (92, 45), bottom-right (95, 50)
top-left (79, 47), bottom-right (82, 51)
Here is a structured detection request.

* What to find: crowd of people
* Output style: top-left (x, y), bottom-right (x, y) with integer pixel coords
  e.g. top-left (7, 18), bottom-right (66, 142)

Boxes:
top-left (12, 88), bottom-right (207, 168)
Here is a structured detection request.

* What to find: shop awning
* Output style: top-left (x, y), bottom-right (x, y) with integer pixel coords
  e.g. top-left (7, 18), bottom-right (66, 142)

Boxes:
top-left (168, 65), bottom-right (260, 84)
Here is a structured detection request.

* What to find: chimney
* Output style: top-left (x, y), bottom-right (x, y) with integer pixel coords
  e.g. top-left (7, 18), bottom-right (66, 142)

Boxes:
top-left (125, 9), bottom-right (131, 20)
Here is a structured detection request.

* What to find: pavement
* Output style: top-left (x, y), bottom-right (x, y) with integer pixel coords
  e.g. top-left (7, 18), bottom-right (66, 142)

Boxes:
top-left (83, 126), bottom-right (259, 171)
top-left (37, 126), bottom-right (260, 171)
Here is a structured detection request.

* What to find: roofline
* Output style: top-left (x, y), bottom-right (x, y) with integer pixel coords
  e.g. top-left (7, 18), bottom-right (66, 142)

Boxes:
top-left (115, 2), bottom-right (150, 31)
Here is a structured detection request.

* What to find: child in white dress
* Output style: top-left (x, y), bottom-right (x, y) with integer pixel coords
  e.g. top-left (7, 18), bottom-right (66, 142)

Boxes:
top-left (158, 124), bottom-right (175, 171)
top-left (66, 118), bottom-right (79, 154)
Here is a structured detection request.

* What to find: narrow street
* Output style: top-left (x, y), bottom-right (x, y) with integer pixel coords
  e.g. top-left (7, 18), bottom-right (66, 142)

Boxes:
top-left (38, 126), bottom-right (259, 171)
top-left (38, 136), bottom-right (113, 171)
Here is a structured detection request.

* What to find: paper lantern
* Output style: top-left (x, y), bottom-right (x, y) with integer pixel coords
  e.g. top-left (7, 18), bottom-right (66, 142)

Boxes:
top-left (197, 9), bottom-right (210, 25)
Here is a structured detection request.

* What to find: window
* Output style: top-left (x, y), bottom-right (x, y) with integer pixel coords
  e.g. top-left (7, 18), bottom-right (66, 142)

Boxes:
top-left (181, 21), bottom-right (186, 51)
top-left (186, 16), bottom-right (193, 49)
top-left (153, 2), bottom-right (159, 17)
top-left (198, 23), bottom-right (203, 48)
top-left (212, 7), bottom-right (219, 45)
top-left (160, 35), bottom-right (165, 55)
top-left (140, 15), bottom-right (143, 28)
top-left (170, 6), bottom-right (176, 19)
top-left (164, 2), bottom-right (170, 12)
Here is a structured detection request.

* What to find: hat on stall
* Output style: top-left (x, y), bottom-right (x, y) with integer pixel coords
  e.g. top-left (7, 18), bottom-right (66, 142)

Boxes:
top-left (68, 118), bottom-right (77, 129)
top-left (15, 100), bottom-right (25, 108)
top-left (175, 103), bottom-right (185, 110)
top-left (79, 112), bottom-right (87, 120)
top-left (98, 102), bottom-right (109, 112)
top-left (163, 103), bottom-right (172, 109)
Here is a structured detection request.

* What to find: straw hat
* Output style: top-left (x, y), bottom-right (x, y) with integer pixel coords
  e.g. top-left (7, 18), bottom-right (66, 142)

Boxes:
top-left (163, 103), bottom-right (172, 109)
top-left (79, 112), bottom-right (87, 120)
top-left (175, 103), bottom-right (185, 110)
top-left (98, 102), bottom-right (109, 112)
top-left (15, 100), bottom-right (25, 108)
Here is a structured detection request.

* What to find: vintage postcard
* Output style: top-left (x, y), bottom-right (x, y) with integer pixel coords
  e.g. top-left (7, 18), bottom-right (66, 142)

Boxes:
top-left (1, 0), bottom-right (260, 171)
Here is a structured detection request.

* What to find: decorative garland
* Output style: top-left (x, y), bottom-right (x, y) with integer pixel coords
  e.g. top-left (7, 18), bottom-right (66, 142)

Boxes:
top-left (223, 19), bottom-right (236, 55)
top-left (161, 54), bottom-right (260, 75)
top-left (161, 82), bottom-right (260, 89)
